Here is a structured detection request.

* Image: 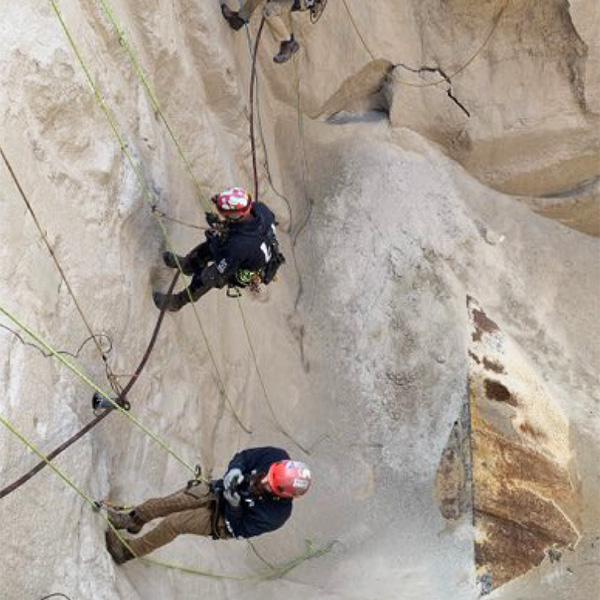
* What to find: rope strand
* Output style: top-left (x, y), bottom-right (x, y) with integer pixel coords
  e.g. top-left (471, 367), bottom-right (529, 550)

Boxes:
top-left (48, 0), bottom-right (251, 435)
top-left (0, 144), bottom-right (119, 392)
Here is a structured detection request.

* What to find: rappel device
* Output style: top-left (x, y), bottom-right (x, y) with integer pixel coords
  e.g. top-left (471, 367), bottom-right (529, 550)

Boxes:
top-left (92, 391), bottom-right (131, 411)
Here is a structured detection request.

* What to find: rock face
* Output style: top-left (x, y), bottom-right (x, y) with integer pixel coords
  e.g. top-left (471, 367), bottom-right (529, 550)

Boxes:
top-left (437, 296), bottom-right (581, 594)
top-left (306, 1), bottom-right (600, 234)
top-left (0, 1), bottom-right (598, 599)
top-left (386, 0), bottom-right (599, 217)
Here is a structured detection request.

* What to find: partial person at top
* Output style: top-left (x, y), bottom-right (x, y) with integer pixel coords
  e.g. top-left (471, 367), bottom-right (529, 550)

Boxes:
top-left (221, 0), bottom-right (319, 64)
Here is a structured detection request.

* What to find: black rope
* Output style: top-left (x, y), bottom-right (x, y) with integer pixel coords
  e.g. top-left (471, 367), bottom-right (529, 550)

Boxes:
top-left (0, 272), bottom-right (179, 500)
top-left (249, 15), bottom-right (266, 202)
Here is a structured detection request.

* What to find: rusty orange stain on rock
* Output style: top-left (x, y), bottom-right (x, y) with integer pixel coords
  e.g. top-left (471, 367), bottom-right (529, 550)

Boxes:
top-left (475, 510), bottom-right (555, 589)
top-left (469, 350), bottom-right (481, 364)
top-left (471, 308), bottom-right (500, 342)
top-left (518, 421), bottom-right (547, 441)
top-left (483, 357), bottom-right (504, 373)
top-left (440, 297), bottom-right (582, 593)
top-left (484, 379), bottom-right (518, 406)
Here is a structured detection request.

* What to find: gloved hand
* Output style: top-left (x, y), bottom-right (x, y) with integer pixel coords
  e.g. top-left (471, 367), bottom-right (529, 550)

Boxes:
top-left (224, 486), bottom-right (241, 508)
top-left (223, 468), bottom-right (243, 491)
top-left (205, 212), bottom-right (220, 227)
top-left (223, 468), bottom-right (243, 508)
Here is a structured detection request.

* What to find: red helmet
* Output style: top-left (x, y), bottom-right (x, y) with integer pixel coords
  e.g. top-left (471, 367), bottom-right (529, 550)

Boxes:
top-left (214, 187), bottom-right (252, 220)
top-left (267, 460), bottom-right (312, 498)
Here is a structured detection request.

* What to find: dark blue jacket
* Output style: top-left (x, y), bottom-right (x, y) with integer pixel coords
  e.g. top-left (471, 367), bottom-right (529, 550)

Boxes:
top-left (222, 446), bottom-right (292, 539)
top-left (209, 203), bottom-right (276, 281)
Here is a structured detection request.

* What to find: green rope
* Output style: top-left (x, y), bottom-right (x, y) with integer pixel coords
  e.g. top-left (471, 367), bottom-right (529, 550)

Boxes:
top-left (96, 0), bottom-right (213, 213)
top-left (0, 412), bottom-right (334, 580)
top-left (0, 301), bottom-right (196, 476)
top-left (236, 299), bottom-right (310, 455)
top-left (47, 0), bottom-right (251, 435)
top-left (0, 413), bottom-right (247, 579)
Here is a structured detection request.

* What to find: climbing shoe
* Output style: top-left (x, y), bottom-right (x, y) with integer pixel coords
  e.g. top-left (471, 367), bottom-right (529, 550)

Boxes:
top-left (107, 509), bottom-right (145, 534)
top-left (273, 37), bottom-right (300, 64)
top-left (105, 529), bottom-right (134, 565)
top-left (221, 4), bottom-right (247, 31)
top-left (162, 251), bottom-right (194, 275)
top-left (152, 291), bottom-right (188, 312)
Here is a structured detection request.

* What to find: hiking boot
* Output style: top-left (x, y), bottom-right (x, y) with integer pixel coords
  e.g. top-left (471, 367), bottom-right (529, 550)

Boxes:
top-left (107, 509), bottom-right (145, 534)
top-left (105, 529), bottom-right (135, 565)
top-left (221, 4), bottom-right (247, 31)
top-left (162, 251), bottom-right (194, 275)
top-left (273, 38), bottom-right (300, 64)
top-left (153, 291), bottom-right (185, 312)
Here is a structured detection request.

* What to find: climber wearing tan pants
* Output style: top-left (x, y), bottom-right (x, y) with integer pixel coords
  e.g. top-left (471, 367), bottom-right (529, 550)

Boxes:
top-left (105, 447), bottom-right (312, 565)
top-left (105, 484), bottom-right (228, 562)
top-left (221, 1), bottom-right (316, 63)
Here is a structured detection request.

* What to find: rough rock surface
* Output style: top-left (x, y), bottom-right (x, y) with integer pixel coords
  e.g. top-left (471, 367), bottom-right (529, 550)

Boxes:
top-left (0, 1), bottom-right (598, 600)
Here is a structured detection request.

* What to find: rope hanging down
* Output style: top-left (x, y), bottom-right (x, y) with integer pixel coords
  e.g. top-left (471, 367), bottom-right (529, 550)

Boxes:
top-left (96, 0), bottom-right (213, 212)
top-left (249, 15), bottom-right (267, 202)
top-left (0, 273), bottom-right (181, 500)
top-left (236, 299), bottom-right (310, 455)
top-left (238, 1), bottom-right (294, 233)
top-left (0, 144), bottom-right (120, 394)
top-left (48, 0), bottom-right (251, 435)
top-left (95, 0), bottom-right (305, 447)
top-left (1, 412), bottom-right (334, 580)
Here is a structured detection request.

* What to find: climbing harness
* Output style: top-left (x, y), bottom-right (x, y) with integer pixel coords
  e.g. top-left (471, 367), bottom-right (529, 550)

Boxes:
top-left (236, 268), bottom-right (264, 289)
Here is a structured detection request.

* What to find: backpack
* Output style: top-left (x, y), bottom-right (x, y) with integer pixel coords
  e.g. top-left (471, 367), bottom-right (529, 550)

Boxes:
top-left (262, 230), bottom-right (285, 285)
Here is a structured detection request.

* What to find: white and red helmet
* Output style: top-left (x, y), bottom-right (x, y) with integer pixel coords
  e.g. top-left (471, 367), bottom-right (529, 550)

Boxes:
top-left (267, 460), bottom-right (312, 498)
top-left (214, 187), bottom-right (253, 220)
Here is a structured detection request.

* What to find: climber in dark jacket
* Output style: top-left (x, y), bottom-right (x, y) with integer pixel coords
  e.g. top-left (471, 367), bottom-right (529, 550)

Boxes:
top-left (104, 446), bottom-right (312, 564)
top-left (153, 187), bottom-right (279, 312)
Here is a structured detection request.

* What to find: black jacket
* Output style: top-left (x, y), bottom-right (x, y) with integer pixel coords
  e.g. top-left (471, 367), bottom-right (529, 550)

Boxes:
top-left (208, 203), bottom-right (276, 282)
top-left (221, 446), bottom-right (292, 539)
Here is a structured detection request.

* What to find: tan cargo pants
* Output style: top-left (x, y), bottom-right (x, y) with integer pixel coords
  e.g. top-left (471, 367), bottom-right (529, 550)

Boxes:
top-left (238, 0), bottom-right (299, 42)
top-left (125, 483), bottom-right (229, 558)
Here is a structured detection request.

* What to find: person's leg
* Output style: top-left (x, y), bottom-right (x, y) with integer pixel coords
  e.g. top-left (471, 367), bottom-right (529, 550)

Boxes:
top-left (221, 0), bottom-right (263, 30)
top-left (127, 505), bottom-right (214, 558)
top-left (239, 0), bottom-right (264, 21)
top-left (105, 485), bottom-right (217, 563)
top-left (133, 484), bottom-right (213, 523)
top-left (263, 0), bottom-right (295, 41)
top-left (185, 241), bottom-right (212, 273)
top-left (264, 1), bottom-right (300, 63)
top-left (163, 241), bottom-right (211, 275)
top-left (153, 258), bottom-right (217, 311)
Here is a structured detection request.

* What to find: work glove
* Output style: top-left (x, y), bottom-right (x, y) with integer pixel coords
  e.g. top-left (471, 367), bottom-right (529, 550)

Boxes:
top-left (205, 212), bottom-right (220, 227)
top-left (224, 486), bottom-right (241, 508)
top-left (223, 468), bottom-right (243, 491)
top-left (223, 469), bottom-right (243, 508)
